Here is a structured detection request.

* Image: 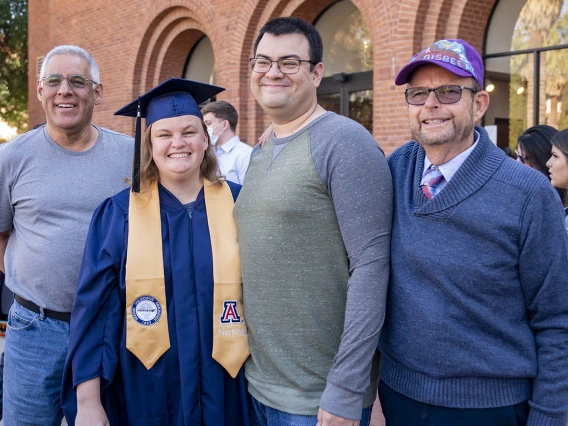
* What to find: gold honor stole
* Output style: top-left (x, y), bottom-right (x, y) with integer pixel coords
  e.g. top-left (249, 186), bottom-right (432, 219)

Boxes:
top-left (125, 181), bottom-right (249, 377)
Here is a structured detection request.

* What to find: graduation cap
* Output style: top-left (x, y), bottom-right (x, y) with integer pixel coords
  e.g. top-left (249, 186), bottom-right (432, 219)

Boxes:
top-left (115, 77), bottom-right (225, 192)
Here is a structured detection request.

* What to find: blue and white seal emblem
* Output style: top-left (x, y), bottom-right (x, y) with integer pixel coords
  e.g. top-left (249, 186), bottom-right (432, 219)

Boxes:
top-left (132, 296), bottom-right (162, 326)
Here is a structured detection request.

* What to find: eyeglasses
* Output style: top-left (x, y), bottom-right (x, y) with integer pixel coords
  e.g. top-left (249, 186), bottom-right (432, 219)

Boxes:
top-left (41, 74), bottom-right (98, 89)
top-left (249, 58), bottom-right (315, 74)
top-left (404, 85), bottom-right (478, 106)
top-left (515, 149), bottom-right (525, 164)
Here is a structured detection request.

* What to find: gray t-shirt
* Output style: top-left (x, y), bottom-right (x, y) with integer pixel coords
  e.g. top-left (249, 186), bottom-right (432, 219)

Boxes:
top-left (0, 125), bottom-right (133, 311)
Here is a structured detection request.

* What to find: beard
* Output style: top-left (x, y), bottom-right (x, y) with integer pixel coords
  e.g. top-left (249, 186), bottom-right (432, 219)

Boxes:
top-left (410, 103), bottom-right (474, 147)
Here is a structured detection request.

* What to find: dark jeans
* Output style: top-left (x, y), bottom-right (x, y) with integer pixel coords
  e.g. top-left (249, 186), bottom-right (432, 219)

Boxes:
top-left (379, 381), bottom-right (530, 426)
top-left (250, 395), bottom-right (373, 426)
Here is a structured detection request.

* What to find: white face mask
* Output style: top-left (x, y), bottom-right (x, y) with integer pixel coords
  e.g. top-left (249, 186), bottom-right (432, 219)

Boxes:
top-left (206, 121), bottom-right (225, 146)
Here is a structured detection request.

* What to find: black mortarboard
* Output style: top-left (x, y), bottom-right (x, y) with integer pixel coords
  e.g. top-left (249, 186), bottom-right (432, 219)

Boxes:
top-left (115, 77), bottom-right (225, 192)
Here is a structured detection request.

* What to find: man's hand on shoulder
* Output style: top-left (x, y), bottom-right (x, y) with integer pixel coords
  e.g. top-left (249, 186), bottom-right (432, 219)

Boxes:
top-left (257, 124), bottom-right (273, 148)
top-left (317, 408), bottom-right (360, 426)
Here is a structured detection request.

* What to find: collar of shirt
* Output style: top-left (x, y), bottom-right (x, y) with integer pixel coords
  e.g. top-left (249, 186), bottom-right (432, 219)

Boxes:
top-left (422, 130), bottom-right (480, 184)
top-left (215, 135), bottom-right (240, 155)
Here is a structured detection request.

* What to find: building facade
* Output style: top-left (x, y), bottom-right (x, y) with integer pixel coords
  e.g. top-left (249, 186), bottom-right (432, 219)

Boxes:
top-left (28, 0), bottom-right (568, 154)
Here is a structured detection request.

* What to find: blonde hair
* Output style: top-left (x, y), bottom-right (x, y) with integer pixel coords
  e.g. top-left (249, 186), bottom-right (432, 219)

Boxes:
top-left (139, 120), bottom-right (223, 190)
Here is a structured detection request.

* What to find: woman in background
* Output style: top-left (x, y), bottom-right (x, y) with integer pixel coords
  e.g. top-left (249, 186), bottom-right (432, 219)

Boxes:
top-left (516, 125), bottom-right (566, 202)
top-left (547, 129), bottom-right (568, 234)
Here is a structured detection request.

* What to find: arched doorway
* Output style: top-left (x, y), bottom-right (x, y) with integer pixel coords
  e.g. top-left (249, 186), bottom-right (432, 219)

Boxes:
top-left (484, 0), bottom-right (568, 151)
top-left (183, 35), bottom-right (216, 85)
top-left (314, 0), bottom-right (374, 132)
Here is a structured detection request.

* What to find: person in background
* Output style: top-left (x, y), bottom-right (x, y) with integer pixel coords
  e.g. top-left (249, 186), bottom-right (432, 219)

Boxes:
top-left (61, 78), bottom-right (250, 426)
top-left (202, 101), bottom-right (252, 184)
top-left (503, 146), bottom-right (513, 158)
top-left (516, 125), bottom-right (565, 201)
top-left (547, 128), bottom-right (568, 234)
top-left (0, 45), bottom-right (132, 426)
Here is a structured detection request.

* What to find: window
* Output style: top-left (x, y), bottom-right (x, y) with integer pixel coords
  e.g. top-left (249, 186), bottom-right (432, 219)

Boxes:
top-left (315, 0), bottom-right (373, 132)
top-left (183, 36), bottom-right (216, 85)
top-left (484, 0), bottom-right (568, 151)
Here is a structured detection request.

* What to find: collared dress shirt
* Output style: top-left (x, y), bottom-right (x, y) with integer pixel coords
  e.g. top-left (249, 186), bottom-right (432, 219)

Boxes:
top-left (214, 136), bottom-right (253, 185)
top-left (421, 130), bottom-right (480, 191)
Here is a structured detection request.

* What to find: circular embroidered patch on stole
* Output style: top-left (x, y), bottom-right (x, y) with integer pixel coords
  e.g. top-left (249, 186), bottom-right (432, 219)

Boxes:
top-left (132, 296), bottom-right (162, 326)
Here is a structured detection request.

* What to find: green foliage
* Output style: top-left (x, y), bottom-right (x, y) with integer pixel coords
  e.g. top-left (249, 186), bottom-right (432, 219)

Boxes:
top-left (0, 0), bottom-right (28, 133)
top-left (545, 10), bottom-right (568, 129)
top-left (508, 0), bottom-right (568, 143)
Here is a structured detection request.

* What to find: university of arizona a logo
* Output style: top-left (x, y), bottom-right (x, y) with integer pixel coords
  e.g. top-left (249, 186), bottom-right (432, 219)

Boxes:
top-left (220, 300), bottom-right (242, 324)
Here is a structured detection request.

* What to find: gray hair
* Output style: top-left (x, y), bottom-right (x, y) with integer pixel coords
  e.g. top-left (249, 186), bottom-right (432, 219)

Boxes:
top-left (39, 45), bottom-right (100, 85)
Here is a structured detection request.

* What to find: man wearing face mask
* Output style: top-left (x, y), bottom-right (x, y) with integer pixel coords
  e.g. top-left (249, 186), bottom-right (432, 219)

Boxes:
top-left (202, 101), bottom-right (252, 184)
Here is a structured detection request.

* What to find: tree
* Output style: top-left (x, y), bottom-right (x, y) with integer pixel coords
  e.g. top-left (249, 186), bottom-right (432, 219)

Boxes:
top-left (516, 0), bottom-right (561, 128)
top-left (508, 0), bottom-right (562, 148)
top-left (0, 0), bottom-right (28, 134)
top-left (544, 10), bottom-right (568, 129)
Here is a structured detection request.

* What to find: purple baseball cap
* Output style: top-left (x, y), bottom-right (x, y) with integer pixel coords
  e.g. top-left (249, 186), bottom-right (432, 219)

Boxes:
top-left (395, 39), bottom-right (484, 87)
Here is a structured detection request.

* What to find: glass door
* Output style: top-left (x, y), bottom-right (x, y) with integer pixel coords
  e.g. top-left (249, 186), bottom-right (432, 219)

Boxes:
top-left (318, 70), bottom-right (373, 132)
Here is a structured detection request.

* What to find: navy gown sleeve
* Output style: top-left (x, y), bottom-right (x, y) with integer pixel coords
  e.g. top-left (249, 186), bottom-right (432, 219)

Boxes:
top-left (61, 195), bottom-right (128, 424)
top-left (226, 180), bottom-right (241, 202)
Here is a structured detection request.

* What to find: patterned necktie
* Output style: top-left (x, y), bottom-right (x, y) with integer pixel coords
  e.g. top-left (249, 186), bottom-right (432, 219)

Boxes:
top-left (421, 165), bottom-right (445, 199)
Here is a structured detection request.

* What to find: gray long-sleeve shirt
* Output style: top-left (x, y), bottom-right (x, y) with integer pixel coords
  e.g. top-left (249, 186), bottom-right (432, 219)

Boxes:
top-left (234, 112), bottom-right (393, 420)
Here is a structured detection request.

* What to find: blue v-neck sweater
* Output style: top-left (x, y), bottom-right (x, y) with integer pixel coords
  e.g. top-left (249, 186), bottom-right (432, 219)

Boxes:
top-left (379, 127), bottom-right (568, 426)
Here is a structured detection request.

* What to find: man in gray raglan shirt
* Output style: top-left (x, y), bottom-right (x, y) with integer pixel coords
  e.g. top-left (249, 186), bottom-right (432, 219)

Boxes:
top-left (234, 17), bottom-right (392, 426)
top-left (0, 45), bottom-right (132, 426)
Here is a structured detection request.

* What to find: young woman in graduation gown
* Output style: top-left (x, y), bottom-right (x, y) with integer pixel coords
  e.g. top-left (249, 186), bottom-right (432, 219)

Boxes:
top-left (61, 78), bottom-right (251, 426)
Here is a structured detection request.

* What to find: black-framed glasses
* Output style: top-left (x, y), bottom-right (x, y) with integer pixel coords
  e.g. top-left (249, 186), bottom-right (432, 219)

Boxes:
top-left (249, 58), bottom-right (315, 74)
top-left (41, 74), bottom-right (98, 89)
top-left (515, 149), bottom-right (525, 164)
top-left (404, 85), bottom-right (478, 106)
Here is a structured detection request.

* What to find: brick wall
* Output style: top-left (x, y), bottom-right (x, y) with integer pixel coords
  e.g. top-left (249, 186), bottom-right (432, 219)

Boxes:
top-left (28, 0), bottom-right (497, 154)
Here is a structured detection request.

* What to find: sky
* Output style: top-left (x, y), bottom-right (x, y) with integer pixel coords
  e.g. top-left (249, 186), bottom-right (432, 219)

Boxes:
top-left (0, 118), bottom-right (17, 140)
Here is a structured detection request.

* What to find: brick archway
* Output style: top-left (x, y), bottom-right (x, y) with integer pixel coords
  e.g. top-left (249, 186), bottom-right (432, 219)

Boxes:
top-left (27, 0), bottom-right (502, 152)
top-left (132, 6), bottom-right (209, 99)
top-left (372, 0), bottom-right (498, 154)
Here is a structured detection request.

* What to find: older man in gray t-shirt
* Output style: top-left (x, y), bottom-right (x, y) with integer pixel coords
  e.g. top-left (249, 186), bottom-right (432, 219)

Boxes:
top-left (0, 45), bottom-right (132, 426)
top-left (0, 126), bottom-right (132, 312)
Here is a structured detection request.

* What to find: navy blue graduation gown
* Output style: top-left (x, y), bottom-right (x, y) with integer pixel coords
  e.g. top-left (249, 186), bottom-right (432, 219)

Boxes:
top-left (61, 183), bottom-right (250, 426)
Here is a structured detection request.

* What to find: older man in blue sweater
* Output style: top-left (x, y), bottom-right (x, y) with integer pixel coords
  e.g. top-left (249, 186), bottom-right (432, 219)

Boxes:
top-left (378, 39), bottom-right (568, 426)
